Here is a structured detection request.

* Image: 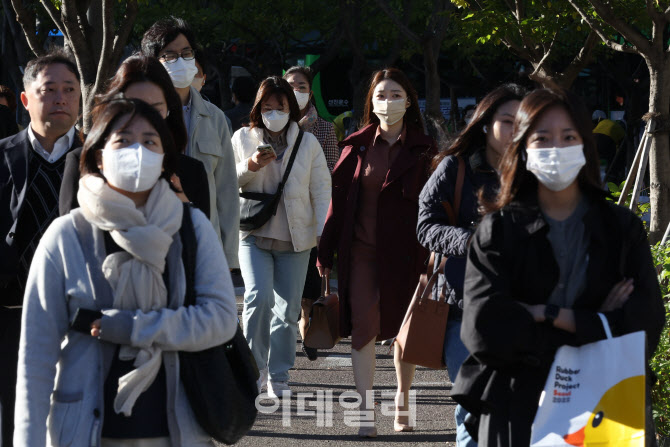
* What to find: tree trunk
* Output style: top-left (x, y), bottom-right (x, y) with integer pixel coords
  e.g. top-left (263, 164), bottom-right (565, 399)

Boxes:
top-left (645, 56), bottom-right (670, 243)
top-left (423, 39), bottom-right (443, 134)
top-left (80, 81), bottom-right (96, 133)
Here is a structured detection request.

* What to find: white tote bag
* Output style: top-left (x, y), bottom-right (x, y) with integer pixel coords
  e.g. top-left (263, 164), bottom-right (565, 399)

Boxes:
top-left (530, 314), bottom-right (646, 447)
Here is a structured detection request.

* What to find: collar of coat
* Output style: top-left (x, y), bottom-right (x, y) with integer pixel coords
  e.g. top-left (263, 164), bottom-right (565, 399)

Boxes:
top-left (338, 122), bottom-right (433, 151)
top-left (188, 87), bottom-right (212, 118)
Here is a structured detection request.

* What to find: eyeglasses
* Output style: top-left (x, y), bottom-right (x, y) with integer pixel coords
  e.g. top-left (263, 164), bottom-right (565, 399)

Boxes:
top-left (158, 49), bottom-right (195, 64)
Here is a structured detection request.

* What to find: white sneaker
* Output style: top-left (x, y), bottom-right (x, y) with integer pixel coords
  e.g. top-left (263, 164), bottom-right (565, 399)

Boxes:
top-left (257, 368), bottom-right (268, 393)
top-left (267, 380), bottom-right (292, 398)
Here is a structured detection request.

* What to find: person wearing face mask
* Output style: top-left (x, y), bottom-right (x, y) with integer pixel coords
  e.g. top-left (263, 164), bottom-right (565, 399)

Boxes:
top-left (232, 76), bottom-right (331, 399)
top-left (282, 65), bottom-right (340, 361)
top-left (59, 55), bottom-right (211, 219)
top-left (141, 17), bottom-right (240, 272)
top-left (417, 83), bottom-right (527, 447)
top-left (317, 68), bottom-right (436, 437)
top-left (14, 98), bottom-right (238, 447)
top-left (450, 88), bottom-right (664, 447)
top-left (283, 66), bottom-right (340, 172)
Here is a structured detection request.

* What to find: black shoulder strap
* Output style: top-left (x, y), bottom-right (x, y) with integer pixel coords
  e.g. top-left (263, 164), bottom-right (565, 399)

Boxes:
top-left (277, 130), bottom-right (304, 193)
top-left (180, 202), bottom-right (198, 307)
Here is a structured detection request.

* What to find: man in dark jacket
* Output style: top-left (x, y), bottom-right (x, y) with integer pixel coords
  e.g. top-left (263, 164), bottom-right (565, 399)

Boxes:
top-left (0, 50), bottom-right (81, 446)
top-left (224, 76), bottom-right (255, 132)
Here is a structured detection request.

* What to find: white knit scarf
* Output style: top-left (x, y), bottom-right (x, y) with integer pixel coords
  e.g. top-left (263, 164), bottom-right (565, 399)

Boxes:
top-left (77, 174), bottom-right (183, 416)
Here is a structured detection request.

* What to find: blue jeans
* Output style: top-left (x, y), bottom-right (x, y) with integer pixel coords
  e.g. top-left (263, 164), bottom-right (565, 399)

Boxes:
top-left (240, 236), bottom-right (311, 383)
top-left (444, 319), bottom-right (477, 447)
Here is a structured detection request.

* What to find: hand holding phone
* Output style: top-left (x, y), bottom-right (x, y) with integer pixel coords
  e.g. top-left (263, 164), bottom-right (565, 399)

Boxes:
top-left (256, 144), bottom-right (276, 157)
top-left (249, 143), bottom-right (277, 171)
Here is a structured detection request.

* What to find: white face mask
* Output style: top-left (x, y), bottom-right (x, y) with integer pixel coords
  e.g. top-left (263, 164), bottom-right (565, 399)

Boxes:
top-left (162, 58), bottom-right (198, 89)
top-left (526, 144), bottom-right (586, 192)
top-left (294, 91), bottom-right (310, 110)
top-left (101, 143), bottom-right (164, 193)
top-left (262, 110), bottom-right (290, 132)
top-left (373, 99), bottom-right (407, 126)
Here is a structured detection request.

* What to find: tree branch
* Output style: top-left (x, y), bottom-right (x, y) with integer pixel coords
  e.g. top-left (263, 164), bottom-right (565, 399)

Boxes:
top-left (558, 29), bottom-right (599, 88)
top-left (110, 0), bottom-right (138, 68)
top-left (375, 0), bottom-right (421, 44)
top-left (38, 0), bottom-right (65, 35)
top-left (566, 0), bottom-right (643, 55)
top-left (530, 30), bottom-right (559, 80)
top-left (10, 0), bottom-right (44, 57)
top-left (93, 0), bottom-right (113, 94)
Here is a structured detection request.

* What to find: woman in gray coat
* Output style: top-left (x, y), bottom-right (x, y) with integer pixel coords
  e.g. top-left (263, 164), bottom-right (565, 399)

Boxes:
top-left (14, 99), bottom-right (238, 447)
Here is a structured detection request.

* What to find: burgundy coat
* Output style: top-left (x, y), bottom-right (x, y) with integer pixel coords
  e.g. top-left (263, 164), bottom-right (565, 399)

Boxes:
top-left (317, 123), bottom-right (436, 339)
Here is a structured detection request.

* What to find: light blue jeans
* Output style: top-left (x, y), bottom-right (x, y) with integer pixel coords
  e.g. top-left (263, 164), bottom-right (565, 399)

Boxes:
top-left (240, 236), bottom-right (311, 383)
top-left (444, 319), bottom-right (477, 447)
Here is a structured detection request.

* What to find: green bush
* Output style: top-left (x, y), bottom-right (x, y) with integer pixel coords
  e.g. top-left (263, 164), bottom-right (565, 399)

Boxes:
top-left (607, 181), bottom-right (669, 437)
top-left (651, 243), bottom-right (670, 438)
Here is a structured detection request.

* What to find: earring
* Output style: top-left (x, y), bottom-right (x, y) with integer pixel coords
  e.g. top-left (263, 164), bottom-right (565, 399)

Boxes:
top-left (483, 125), bottom-right (488, 134)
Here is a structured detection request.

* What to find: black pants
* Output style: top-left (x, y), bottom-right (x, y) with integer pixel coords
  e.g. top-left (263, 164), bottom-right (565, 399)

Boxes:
top-left (0, 307), bottom-right (21, 447)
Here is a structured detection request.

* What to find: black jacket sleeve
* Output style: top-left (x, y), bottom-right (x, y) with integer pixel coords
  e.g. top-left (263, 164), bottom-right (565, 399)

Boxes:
top-left (58, 148), bottom-right (82, 216)
top-left (417, 156), bottom-right (472, 257)
top-left (461, 212), bottom-right (571, 369)
top-left (176, 155), bottom-right (210, 220)
top-left (572, 210), bottom-right (665, 353)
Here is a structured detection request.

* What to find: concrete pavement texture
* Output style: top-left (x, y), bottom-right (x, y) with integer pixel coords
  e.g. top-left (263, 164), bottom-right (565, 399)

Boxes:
top-left (227, 294), bottom-right (459, 447)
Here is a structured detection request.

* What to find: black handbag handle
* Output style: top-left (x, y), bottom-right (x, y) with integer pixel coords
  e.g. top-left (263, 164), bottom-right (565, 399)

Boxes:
top-left (180, 202), bottom-right (197, 307)
top-left (275, 130), bottom-right (304, 195)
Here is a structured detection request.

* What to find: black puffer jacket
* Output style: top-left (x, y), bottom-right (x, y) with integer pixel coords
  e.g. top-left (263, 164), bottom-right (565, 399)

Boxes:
top-left (417, 149), bottom-right (499, 317)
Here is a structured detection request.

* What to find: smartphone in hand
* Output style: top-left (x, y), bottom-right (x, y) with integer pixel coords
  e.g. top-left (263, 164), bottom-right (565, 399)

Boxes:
top-left (70, 308), bottom-right (103, 334)
top-left (256, 144), bottom-right (276, 157)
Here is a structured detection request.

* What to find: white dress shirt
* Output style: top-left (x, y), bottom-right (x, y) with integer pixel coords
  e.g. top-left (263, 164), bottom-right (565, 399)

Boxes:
top-left (27, 125), bottom-right (76, 163)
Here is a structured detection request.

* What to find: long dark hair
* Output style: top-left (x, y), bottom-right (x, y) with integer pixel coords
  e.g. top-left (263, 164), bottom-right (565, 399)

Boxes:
top-left (432, 83), bottom-right (527, 171)
top-left (248, 76), bottom-right (301, 130)
top-left (80, 98), bottom-right (177, 185)
top-left (362, 68), bottom-right (423, 129)
top-left (483, 88), bottom-right (602, 213)
top-left (97, 55), bottom-right (187, 153)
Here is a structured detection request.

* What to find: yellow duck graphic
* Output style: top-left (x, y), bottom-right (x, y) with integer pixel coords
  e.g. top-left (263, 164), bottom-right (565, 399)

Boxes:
top-left (563, 375), bottom-right (645, 447)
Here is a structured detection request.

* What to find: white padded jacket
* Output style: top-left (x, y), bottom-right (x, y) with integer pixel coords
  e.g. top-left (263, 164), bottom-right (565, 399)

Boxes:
top-left (233, 121), bottom-right (331, 252)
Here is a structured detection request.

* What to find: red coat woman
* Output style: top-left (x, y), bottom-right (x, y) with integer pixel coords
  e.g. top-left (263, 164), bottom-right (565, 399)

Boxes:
top-left (317, 68), bottom-right (435, 437)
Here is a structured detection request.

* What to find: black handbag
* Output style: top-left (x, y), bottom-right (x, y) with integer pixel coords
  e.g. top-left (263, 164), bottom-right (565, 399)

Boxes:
top-left (239, 130), bottom-right (304, 231)
top-left (178, 203), bottom-right (260, 444)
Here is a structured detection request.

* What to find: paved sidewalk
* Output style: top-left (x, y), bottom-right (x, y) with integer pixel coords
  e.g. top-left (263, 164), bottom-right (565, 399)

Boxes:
top-left (229, 294), bottom-right (459, 447)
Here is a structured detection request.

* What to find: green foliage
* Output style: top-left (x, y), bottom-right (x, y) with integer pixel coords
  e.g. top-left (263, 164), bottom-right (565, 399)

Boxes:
top-left (611, 178), bottom-right (670, 437)
top-left (606, 181), bottom-right (650, 223)
top-left (650, 242), bottom-right (670, 438)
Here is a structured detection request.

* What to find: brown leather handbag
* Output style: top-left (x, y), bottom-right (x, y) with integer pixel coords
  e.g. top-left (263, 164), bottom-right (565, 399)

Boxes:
top-left (303, 275), bottom-right (342, 349)
top-left (394, 254), bottom-right (449, 369)
top-left (393, 156), bottom-right (465, 369)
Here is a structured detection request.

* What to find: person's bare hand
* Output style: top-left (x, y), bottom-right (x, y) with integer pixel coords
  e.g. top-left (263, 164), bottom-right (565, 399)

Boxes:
top-left (170, 174), bottom-right (189, 203)
top-left (317, 266), bottom-right (331, 278)
top-left (248, 151), bottom-right (277, 172)
top-left (90, 319), bottom-right (101, 337)
top-left (600, 278), bottom-right (634, 312)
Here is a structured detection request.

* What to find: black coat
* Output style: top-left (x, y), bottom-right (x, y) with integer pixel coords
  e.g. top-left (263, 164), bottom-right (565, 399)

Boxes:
top-left (0, 129), bottom-right (82, 302)
top-left (417, 149), bottom-right (499, 313)
top-left (451, 195), bottom-right (665, 446)
top-left (59, 147), bottom-right (210, 219)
